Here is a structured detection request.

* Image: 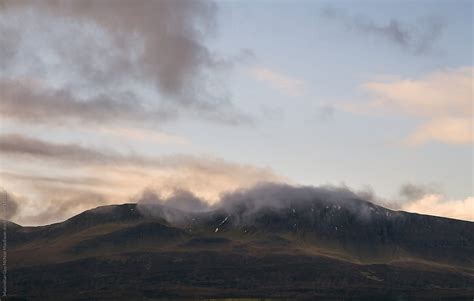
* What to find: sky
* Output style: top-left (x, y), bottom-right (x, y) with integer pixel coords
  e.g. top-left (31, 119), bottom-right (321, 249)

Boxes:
top-left (0, 0), bottom-right (472, 225)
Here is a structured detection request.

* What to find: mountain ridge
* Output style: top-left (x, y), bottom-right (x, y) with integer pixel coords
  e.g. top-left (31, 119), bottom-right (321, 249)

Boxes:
top-left (8, 199), bottom-right (474, 300)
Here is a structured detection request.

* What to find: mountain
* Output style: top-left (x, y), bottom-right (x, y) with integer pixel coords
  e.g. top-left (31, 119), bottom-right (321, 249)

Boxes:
top-left (7, 199), bottom-right (474, 300)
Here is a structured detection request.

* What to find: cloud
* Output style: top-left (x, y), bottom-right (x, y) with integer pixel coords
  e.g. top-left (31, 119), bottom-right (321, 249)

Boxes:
top-left (322, 6), bottom-right (444, 54)
top-left (393, 183), bottom-right (473, 221)
top-left (137, 182), bottom-right (474, 225)
top-left (401, 194), bottom-right (474, 222)
top-left (314, 104), bottom-right (335, 121)
top-left (1, 0), bottom-right (216, 98)
top-left (0, 79), bottom-right (169, 126)
top-left (137, 188), bottom-right (210, 214)
top-left (0, 134), bottom-right (282, 225)
top-left (14, 192), bottom-right (110, 226)
top-left (399, 183), bottom-right (437, 201)
top-left (0, 134), bottom-right (281, 187)
top-left (0, 78), bottom-right (252, 126)
top-left (8, 169), bottom-right (474, 225)
top-left (0, 0), bottom-right (251, 126)
top-left (7, 134), bottom-right (398, 226)
top-left (136, 182), bottom-right (383, 225)
top-left (94, 127), bottom-right (188, 145)
top-left (405, 117), bottom-right (472, 145)
top-left (0, 135), bottom-right (280, 186)
top-left (248, 67), bottom-right (306, 97)
top-left (217, 182), bottom-right (361, 210)
top-left (345, 67), bottom-right (473, 145)
top-left (0, 133), bottom-right (122, 165)
top-left (0, 171), bottom-right (105, 187)
top-left (361, 67), bottom-right (472, 118)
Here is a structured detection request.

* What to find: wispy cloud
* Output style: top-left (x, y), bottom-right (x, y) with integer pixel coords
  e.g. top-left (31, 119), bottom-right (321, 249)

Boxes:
top-left (0, 134), bottom-right (282, 225)
top-left (322, 6), bottom-right (444, 55)
top-left (0, 79), bottom-right (165, 125)
top-left (248, 67), bottom-right (306, 97)
top-left (405, 117), bottom-right (472, 145)
top-left (344, 67), bottom-right (473, 145)
top-left (0, 171), bottom-right (106, 187)
top-left (94, 127), bottom-right (188, 145)
top-left (401, 194), bottom-right (474, 222)
top-left (0, 133), bottom-right (124, 165)
top-left (373, 183), bottom-right (474, 222)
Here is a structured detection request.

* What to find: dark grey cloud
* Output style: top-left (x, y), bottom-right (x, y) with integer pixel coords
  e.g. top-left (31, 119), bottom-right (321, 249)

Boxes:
top-left (399, 183), bottom-right (438, 200)
top-left (0, 80), bottom-right (173, 126)
top-left (314, 104), bottom-right (335, 121)
top-left (0, 171), bottom-right (105, 187)
top-left (0, 133), bottom-right (218, 168)
top-left (1, 0), bottom-right (216, 98)
top-left (322, 6), bottom-right (444, 55)
top-left (55, 0), bottom-right (219, 99)
top-left (137, 188), bottom-right (209, 213)
top-left (0, 0), bottom-right (252, 126)
top-left (217, 182), bottom-right (366, 213)
top-left (0, 133), bottom-right (279, 182)
top-left (356, 183), bottom-right (441, 211)
top-left (0, 133), bottom-right (120, 165)
top-left (136, 182), bottom-right (389, 225)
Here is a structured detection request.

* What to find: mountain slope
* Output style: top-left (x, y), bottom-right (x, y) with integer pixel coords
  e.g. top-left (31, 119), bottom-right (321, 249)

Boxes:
top-left (8, 200), bottom-right (474, 300)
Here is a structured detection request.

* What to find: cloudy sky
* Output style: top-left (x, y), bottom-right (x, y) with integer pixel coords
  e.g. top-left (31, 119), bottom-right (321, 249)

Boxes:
top-left (0, 0), bottom-right (472, 225)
